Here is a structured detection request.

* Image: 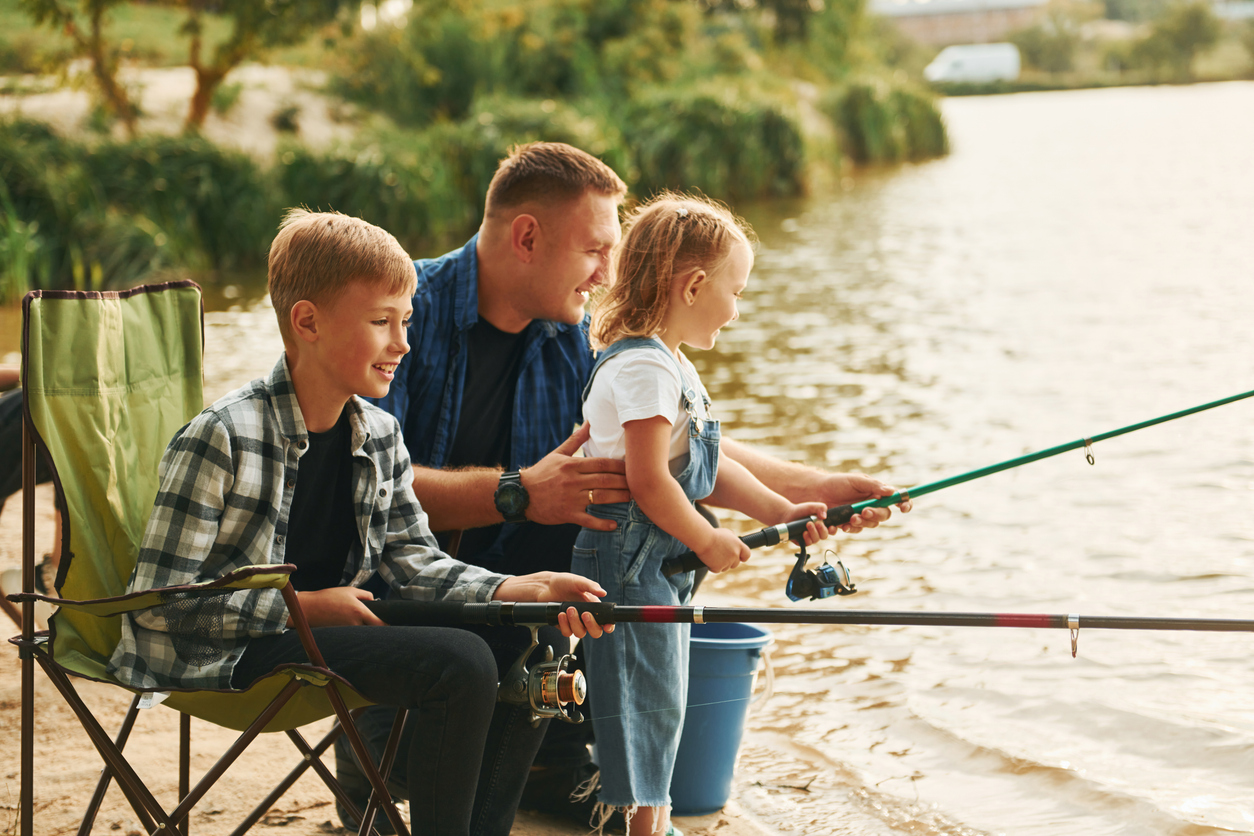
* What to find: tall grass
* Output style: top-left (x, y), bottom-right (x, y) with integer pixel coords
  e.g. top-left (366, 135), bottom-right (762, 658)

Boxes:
top-left (0, 120), bottom-right (276, 296)
top-left (625, 87), bottom-right (806, 201)
top-left (825, 78), bottom-right (948, 165)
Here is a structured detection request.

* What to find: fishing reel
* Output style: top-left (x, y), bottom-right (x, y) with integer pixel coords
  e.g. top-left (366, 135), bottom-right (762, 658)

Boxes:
top-left (498, 624), bottom-right (586, 726)
top-left (785, 542), bottom-right (857, 602)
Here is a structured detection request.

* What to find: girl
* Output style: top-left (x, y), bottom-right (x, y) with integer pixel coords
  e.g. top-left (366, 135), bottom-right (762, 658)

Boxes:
top-left (574, 193), bottom-right (829, 836)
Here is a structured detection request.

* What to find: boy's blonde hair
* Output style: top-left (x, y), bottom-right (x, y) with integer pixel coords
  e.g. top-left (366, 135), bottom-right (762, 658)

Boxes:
top-left (484, 142), bottom-right (627, 219)
top-left (268, 208), bottom-right (416, 340)
top-left (590, 192), bottom-right (754, 350)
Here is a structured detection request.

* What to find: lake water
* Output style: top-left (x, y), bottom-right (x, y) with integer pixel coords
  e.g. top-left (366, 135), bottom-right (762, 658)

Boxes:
top-left (5, 80), bottom-right (1251, 835)
top-left (713, 81), bottom-right (1254, 835)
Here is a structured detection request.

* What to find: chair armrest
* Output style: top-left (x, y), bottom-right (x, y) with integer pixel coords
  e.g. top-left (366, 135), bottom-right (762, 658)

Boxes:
top-left (6, 564), bottom-right (296, 618)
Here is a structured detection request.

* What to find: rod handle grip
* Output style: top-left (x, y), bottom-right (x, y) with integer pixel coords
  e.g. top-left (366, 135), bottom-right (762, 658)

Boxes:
top-left (365, 599), bottom-right (620, 626)
top-left (660, 505), bottom-right (858, 578)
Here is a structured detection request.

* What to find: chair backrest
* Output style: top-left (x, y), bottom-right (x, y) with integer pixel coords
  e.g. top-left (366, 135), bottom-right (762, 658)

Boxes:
top-left (22, 283), bottom-right (204, 672)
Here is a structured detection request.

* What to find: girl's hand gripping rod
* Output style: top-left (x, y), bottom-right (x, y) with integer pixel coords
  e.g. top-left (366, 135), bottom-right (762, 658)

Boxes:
top-left (661, 387), bottom-right (1254, 582)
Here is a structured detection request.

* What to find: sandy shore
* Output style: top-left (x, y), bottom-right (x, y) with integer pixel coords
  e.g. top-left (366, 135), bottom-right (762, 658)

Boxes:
top-left (0, 486), bottom-right (772, 836)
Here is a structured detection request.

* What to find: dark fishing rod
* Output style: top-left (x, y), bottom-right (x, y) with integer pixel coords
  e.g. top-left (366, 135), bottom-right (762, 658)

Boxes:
top-left (366, 599), bottom-right (1254, 665)
top-left (660, 387), bottom-right (1254, 579)
top-left (368, 599), bottom-right (1254, 634)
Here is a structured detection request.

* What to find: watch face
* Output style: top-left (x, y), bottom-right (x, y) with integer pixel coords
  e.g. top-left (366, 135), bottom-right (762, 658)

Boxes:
top-left (497, 482), bottom-right (528, 515)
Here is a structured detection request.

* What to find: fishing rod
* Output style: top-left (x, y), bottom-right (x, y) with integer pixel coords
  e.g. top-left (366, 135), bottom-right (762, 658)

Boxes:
top-left (660, 387), bottom-right (1254, 582)
top-left (367, 599), bottom-right (1254, 671)
top-left (368, 599), bottom-right (1254, 634)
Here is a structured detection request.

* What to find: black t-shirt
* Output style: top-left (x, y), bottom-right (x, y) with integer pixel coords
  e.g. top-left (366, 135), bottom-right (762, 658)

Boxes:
top-left (445, 316), bottom-right (527, 560)
top-left (285, 406), bottom-right (359, 591)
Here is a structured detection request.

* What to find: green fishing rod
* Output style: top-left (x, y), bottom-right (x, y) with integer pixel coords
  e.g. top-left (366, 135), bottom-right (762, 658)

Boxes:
top-left (661, 387), bottom-right (1254, 579)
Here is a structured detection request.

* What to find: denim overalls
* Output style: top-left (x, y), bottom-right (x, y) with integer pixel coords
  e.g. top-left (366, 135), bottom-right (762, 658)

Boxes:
top-left (572, 337), bottom-right (720, 809)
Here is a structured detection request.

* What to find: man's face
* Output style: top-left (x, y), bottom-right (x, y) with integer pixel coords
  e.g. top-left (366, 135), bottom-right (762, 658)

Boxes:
top-left (526, 190), bottom-right (622, 325)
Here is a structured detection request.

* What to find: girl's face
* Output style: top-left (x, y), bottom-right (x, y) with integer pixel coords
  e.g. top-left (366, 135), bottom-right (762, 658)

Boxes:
top-left (681, 239), bottom-right (752, 351)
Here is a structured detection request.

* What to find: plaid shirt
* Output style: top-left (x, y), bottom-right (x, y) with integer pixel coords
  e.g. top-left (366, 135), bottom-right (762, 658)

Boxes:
top-left (108, 356), bottom-right (507, 691)
top-left (370, 236), bottom-right (596, 558)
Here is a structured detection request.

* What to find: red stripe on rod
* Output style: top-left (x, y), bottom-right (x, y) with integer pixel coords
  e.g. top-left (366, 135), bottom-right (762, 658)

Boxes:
top-left (639, 606), bottom-right (677, 623)
top-left (994, 613), bottom-right (1056, 628)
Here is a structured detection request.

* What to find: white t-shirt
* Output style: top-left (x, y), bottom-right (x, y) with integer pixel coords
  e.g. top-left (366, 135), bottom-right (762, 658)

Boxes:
top-left (583, 337), bottom-right (712, 470)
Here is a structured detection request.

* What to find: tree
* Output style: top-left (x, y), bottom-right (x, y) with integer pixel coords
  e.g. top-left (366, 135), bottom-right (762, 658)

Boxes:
top-left (18, 0), bottom-right (362, 134)
top-left (19, 0), bottom-right (139, 135)
top-left (1130, 0), bottom-right (1221, 80)
top-left (180, 0), bottom-right (361, 131)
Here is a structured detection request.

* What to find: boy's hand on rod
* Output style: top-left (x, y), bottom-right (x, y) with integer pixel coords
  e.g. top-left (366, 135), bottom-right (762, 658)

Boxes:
top-left (493, 571), bottom-right (615, 637)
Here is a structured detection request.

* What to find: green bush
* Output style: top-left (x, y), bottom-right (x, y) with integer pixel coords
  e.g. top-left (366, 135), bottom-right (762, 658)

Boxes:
top-left (83, 136), bottom-right (276, 270)
top-left (277, 98), bottom-right (629, 256)
top-left (0, 121), bottom-right (275, 296)
top-left (275, 137), bottom-right (471, 257)
top-left (624, 87), bottom-right (806, 201)
top-left (827, 79), bottom-right (947, 164)
top-left (1011, 20), bottom-right (1080, 73)
top-left (1126, 1), bottom-right (1222, 79)
top-left (330, 11), bottom-right (488, 126)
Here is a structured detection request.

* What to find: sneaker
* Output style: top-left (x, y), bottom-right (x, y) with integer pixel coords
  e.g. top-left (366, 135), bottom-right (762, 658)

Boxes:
top-left (519, 763), bottom-right (625, 831)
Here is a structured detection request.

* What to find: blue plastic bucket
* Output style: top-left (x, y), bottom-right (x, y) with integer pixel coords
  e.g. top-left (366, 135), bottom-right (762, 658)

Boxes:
top-left (669, 622), bottom-right (772, 816)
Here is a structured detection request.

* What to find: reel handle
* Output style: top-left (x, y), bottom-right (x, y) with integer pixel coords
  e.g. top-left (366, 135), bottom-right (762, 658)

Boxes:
top-left (660, 505), bottom-right (857, 578)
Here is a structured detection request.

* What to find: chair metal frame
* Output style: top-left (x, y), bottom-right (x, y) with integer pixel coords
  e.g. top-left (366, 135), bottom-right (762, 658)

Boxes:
top-left (9, 285), bottom-right (409, 836)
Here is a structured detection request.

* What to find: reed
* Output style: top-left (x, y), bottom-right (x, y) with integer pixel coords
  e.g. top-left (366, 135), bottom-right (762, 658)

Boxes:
top-left (624, 86), bottom-right (806, 201)
top-left (825, 78), bottom-right (947, 165)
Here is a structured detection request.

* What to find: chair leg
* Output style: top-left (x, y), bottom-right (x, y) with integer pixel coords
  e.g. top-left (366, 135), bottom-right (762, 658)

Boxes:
top-left (35, 653), bottom-right (175, 833)
top-left (79, 696), bottom-right (152, 836)
top-left (162, 677), bottom-right (306, 830)
top-left (323, 683), bottom-right (411, 836)
top-left (20, 405), bottom-right (36, 836)
top-left (230, 718), bottom-right (358, 836)
top-left (360, 708), bottom-right (409, 836)
top-left (180, 712), bottom-right (191, 836)
top-left (279, 584), bottom-right (410, 836)
top-left (19, 637), bottom-right (33, 836)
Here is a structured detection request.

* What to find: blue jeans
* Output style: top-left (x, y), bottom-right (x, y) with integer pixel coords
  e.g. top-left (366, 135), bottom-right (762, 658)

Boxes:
top-left (573, 503), bottom-right (696, 808)
top-left (233, 623), bottom-right (563, 836)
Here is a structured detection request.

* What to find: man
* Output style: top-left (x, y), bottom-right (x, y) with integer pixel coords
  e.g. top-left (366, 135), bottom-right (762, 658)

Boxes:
top-left (343, 142), bottom-right (908, 829)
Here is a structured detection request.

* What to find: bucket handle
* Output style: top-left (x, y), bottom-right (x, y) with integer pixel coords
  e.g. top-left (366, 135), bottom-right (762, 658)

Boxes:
top-left (749, 643), bottom-right (775, 715)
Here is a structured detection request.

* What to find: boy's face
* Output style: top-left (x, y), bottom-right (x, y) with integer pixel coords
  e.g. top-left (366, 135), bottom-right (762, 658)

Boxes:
top-left (315, 279), bottom-right (413, 402)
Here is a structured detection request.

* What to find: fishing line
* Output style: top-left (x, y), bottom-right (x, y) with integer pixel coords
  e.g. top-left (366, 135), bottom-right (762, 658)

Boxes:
top-left (588, 695), bottom-right (756, 724)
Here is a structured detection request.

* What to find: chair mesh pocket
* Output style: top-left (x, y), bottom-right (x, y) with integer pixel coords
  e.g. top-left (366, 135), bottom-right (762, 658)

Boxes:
top-left (159, 592), bottom-right (229, 668)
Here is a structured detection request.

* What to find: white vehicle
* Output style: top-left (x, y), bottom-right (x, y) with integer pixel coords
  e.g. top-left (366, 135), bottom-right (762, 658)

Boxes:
top-left (924, 43), bottom-right (1021, 83)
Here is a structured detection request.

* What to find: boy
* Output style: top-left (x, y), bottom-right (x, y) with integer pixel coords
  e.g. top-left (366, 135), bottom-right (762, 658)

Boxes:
top-left (107, 209), bottom-right (609, 836)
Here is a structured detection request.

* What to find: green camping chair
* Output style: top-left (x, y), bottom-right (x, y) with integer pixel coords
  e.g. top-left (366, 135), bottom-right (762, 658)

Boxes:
top-left (8, 282), bottom-right (409, 836)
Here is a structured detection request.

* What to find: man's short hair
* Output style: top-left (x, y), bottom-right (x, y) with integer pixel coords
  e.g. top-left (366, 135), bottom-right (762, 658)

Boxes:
top-left (484, 142), bottom-right (627, 218)
top-left (268, 209), bottom-right (416, 340)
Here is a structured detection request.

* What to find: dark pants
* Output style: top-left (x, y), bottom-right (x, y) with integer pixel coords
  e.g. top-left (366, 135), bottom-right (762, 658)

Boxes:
top-left (233, 622), bottom-right (565, 836)
top-left (0, 389), bottom-right (52, 514)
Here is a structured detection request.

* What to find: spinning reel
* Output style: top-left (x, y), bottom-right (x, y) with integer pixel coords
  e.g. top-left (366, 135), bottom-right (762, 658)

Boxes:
top-left (497, 624), bottom-right (586, 726)
top-left (785, 542), bottom-right (857, 602)
top-left (363, 598), bottom-right (587, 726)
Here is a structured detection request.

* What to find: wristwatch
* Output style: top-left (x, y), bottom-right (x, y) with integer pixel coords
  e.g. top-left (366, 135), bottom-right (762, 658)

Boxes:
top-left (494, 471), bottom-right (530, 524)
